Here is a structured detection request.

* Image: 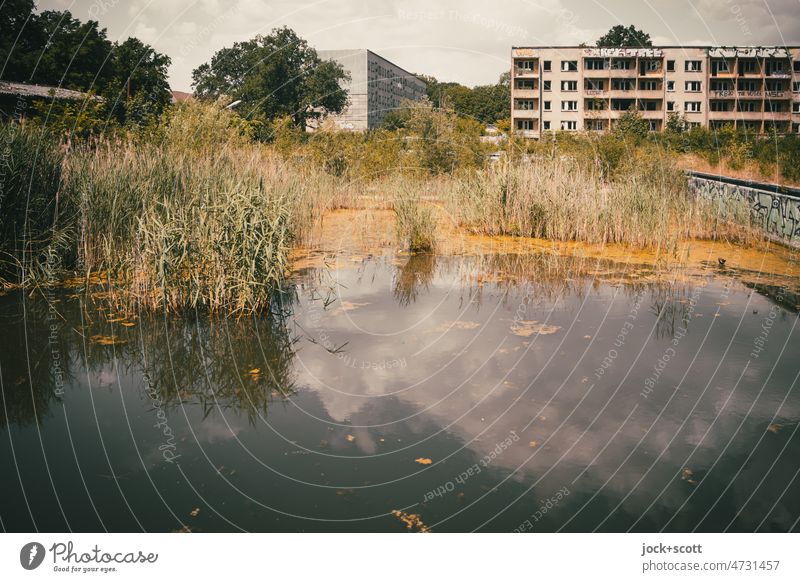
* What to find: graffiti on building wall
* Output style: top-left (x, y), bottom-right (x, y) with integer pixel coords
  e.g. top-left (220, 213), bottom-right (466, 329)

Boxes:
top-left (707, 46), bottom-right (792, 59)
top-left (688, 175), bottom-right (800, 246)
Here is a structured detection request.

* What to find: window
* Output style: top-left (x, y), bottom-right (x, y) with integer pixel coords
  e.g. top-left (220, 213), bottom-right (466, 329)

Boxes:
top-left (639, 100), bottom-right (658, 111)
top-left (639, 80), bottom-right (658, 91)
top-left (666, 60), bottom-right (675, 72)
top-left (612, 79), bottom-right (633, 91)
top-left (793, 81), bottom-right (800, 93)
top-left (561, 100), bottom-right (578, 111)
top-left (515, 99), bottom-right (536, 110)
top-left (710, 101), bottom-right (731, 112)
top-left (795, 61), bottom-right (800, 72)
top-left (766, 60), bottom-right (785, 75)
top-left (543, 60), bottom-right (551, 71)
top-left (561, 80), bottom-right (577, 91)
top-left (610, 59), bottom-right (631, 70)
top-left (543, 120), bottom-right (551, 130)
top-left (738, 80), bottom-right (760, 92)
top-left (667, 80), bottom-right (675, 92)
top-left (585, 80), bottom-right (605, 91)
top-left (738, 101), bottom-right (758, 112)
top-left (738, 60), bottom-right (758, 74)
top-left (586, 99), bottom-right (605, 111)
top-left (648, 120), bottom-right (658, 132)
top-left (561, 60), bottom-right (578, 72)
top-left (585, 59), bottom-right (608, 70)
top-left (794, 102), bottom-right (800, 113)
top-left (516, 119), bottom-right (535, 131)
top-left (560, 120), bottom-right (577, 130)
top-left (543, 80), bottom-right (551, 91)
top-left (794, 122), bottom-right (800, 134)
top-left (516, 60), bottom-right (535, 71)
top-left (586, 120), bottom-right (604, 131)
top-left (667, 102), bottom-right (675, 111)
top-left (685, 81), bottom-right (702, 92)
top-left (685, 60), bottom-right (702, 72)
top-left (685, 101), bottom-right (702, 113)
top-left (710, 80), bottom-right (732, 92)
top-left (543, 101), bottom-right (551, 111)
top-left (515, 79), bottom-right (535, 90)
top-left (643, 60), bottom-right (660, 72)
top-left (767, 101), bottom-right (785, 113)
top-left (712, 59), bottom-right (730, 74)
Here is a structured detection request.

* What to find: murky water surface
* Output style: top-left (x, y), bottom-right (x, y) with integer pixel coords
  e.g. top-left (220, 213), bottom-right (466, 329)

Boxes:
top-left (2, 253), bottom-right (799, 532)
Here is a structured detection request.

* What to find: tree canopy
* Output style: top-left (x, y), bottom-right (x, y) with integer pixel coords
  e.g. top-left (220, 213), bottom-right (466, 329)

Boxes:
top-left (596, 25), bottom-right (652, 48)
top-left (414, 72), bottom-right (509, 126)
top-left (191, 27), bottom-right (349, 132)
top-left (0, 2), bottom-right (171, 126)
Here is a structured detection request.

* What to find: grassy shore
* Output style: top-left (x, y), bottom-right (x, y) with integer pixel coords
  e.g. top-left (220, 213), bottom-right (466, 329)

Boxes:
top-left (0, 101), bottom-right (765, 313)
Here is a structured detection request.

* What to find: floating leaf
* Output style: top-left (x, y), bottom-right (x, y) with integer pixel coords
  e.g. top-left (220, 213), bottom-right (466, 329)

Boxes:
top-left (90, 334), bottom-right (127, 346)
top-left (189, 508), bottom-right (200, 518)
top-left (345, 434), bottom-right (355, 442)
top-left (415, 458), bottom-right (432, 465)
top-left (767, 423), bottom-right (782, 434)
top-left (120, 322), bottom-right (136, 327)
top-left (391, 509), bottom-right (430, 533)
top-left (511, 321), bottom-right (561, 337)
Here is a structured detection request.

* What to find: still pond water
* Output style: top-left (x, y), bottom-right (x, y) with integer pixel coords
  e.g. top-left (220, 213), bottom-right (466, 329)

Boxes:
top-left (2, 253), bottom-right (799, 532)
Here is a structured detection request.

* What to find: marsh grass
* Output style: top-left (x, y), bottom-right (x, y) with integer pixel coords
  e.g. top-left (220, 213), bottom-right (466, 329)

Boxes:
top-left (393, 181), bottom-right (438, 253)
top-left (0, 123), bottom-right (69, 284)
top-left (444, 157), bottom-right (759, 250)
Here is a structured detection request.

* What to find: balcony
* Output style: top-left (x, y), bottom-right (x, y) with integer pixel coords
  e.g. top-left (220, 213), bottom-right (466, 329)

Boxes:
top-left (764, 110), bottom-right (792, 119)
top-left (513, 89), bottom-right (537, 99)
top-left (514, 68), bottom-right (538, 78)
top-left (513, 108), bottom-right (539, 118)
top-left (711, 90), bottom-right (737, 99)
top-left (709, 111), bottom-right (748, 120)
top-left (636, 89), bottom-right (664, 99)
top-left (584, 89), bottom-right (608, 98)
top-left (638, 109), bottom-right (664, 119)
top-left (608, 68), bottom-right (637, 78)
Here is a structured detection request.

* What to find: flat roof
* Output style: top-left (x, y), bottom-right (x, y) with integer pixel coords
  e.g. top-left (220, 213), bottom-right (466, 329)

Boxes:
top-left (512, 45), bottom-right (799, 50)
top-left (318, 48), bottom-right (426, 86)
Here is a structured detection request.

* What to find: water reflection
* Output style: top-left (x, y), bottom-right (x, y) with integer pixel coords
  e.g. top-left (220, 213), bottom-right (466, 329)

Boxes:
top-left (1, 251), bottom-right (799, 532)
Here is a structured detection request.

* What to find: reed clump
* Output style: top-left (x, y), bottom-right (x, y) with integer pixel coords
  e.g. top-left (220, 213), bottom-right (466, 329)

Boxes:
top-left (445, 155), bottom-right (758, 249)
top-left (61, 102), bottom-right (335, 313)
top-left (393, 181), bottom-right (438, 253)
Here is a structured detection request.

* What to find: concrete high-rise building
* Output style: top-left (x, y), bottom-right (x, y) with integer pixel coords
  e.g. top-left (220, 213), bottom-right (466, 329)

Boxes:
top-left (510, 46), bottom-right (800, 138)
top-left (316, 49), bottom-right (427, 131)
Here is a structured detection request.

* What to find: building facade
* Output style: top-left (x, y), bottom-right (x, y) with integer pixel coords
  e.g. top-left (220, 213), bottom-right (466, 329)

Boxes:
top-left (316, 49), bottom-right (427, 131)
top-left (510, 46), bottom-right (800, 138)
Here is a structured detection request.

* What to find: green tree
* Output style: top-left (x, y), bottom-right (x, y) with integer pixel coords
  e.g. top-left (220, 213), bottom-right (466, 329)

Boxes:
top-left (596, 25), bottom-right (652, 47)
top-left (105, 37), bottom-right (172, 125)
top-left (613, 108), bottom-right (649, 141)
top-left (191, 27), bottom-right (349, 130)
top-left (665, 111), bottom-right (688, 134)
top-left (29, 10), bottom-right (115, 90)
top-left (0, 0), bottom-right (38, 80)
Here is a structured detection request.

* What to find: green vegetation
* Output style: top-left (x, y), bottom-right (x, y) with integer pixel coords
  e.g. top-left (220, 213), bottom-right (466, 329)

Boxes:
top-left (419, 72), bottom-right (510, 126)
top-left (191, 27), bottom-right (349, 136)
top-left (393, 184), bottom-right (437, 253)
top-left (596, 24), bottom-right (653, 47)
top-left (0, 1), bottom-right (171, 128)
top-left (445, 156), bottom-right (754, 250)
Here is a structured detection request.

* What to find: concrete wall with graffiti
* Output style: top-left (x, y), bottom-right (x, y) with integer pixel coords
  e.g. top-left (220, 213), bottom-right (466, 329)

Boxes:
top-left (687, 173), bottom-right (800, 248)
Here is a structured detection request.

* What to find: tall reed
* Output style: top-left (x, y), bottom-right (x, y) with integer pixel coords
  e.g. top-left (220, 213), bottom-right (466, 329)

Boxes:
top-left (445, 157), bottom-right (757, 249)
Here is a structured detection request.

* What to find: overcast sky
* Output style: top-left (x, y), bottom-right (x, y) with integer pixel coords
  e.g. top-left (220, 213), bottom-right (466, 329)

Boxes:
top-left (39, 0), bottom-right (800, 91)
